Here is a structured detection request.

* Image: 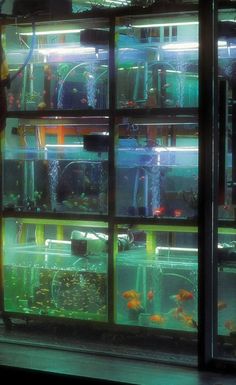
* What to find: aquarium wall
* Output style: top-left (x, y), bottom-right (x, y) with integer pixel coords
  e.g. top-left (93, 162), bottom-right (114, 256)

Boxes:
top-left (2, 117), bottom-right (109, 214)
top-left (3, 218), bottom-right (108, 321)
top-left (4, 19), bottom-right (109, 111)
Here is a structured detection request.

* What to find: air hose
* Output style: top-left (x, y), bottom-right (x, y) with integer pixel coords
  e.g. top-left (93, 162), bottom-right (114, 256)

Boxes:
top-left (10, 21), bottom-right (36, 83)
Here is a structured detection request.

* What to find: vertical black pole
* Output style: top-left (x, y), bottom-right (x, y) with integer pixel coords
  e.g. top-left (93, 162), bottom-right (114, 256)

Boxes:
top-left (108, 16), bottom-right (116, 324)
top-left (198, 0), bottom-right (218, 369)
top-left (230, 62), bottom-right (236, 205)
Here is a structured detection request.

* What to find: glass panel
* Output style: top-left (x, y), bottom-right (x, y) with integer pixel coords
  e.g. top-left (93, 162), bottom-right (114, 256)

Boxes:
top-left (2, 117), bottom-right (108, 214)
top-left (115, 115), bottom-right (198, 218)
top-left (3, 218), bottom-right (108, 321)
top-left (115, 14), bottom-right (198, 109)
top-left (114, 224), bottom-right (198, 358)
top-left (4, 19), bottom-right (109, 111)
top-left (216, 8), bottom-right (236, 361)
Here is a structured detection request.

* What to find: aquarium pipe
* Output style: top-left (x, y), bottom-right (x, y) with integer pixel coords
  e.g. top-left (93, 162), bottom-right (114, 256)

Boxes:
top-left (57, 62), bottom-right (89, 109)
top-left (45, 239), bottom-right (71, 248)
top-left (10, 21), bottom-right (36, 84)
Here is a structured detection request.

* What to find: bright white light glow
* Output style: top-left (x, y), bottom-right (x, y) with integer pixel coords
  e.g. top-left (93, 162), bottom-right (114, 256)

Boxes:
top-left (154, 147), bottom-right (197, 152)
top-left (18, 29), bottom-right (83, 36)
top-left (45, 144), bottom-right (83, 148)
top-left (133, 21), bottom-right (199, 28)
top-left (162, 42), bottom-right (198, 51)
top-left (162, 40), bottom-right (236, 52)
top-left (156, 246), bottom-right (198, 252)
top-left (38, 47), bottom-right (96, 55)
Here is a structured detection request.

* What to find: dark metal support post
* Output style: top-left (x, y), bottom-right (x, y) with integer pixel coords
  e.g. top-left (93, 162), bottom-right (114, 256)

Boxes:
top-left (198, 0), bottom-right (218, 369)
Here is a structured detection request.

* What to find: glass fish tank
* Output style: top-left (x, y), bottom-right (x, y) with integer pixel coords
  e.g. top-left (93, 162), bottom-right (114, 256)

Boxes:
top-left (216, 229), bottom-right (236, 357)
top-left (3, 218), bottom-right (108, 321)
top-left (115, 13), bottom-right (198, 109)
top-left (217, 8), bottom-right (236, 221)
top-left (4, 18), bottom-right (109, 111)
top-left (115, 225), bottom-right (198, 333)
top-left (115, 115), bottom-right (198, 218)
top-left (2, 117), bottom-right (108, 214)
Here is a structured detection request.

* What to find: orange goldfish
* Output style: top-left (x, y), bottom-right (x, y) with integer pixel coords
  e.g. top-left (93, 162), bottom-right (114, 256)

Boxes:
top-left (147, 290), bottom-right (154, 301)
top-left (170, 289), bottom-right (193, 303)
top-left (149, 314), bottom-right (166, 324)
top-left (127, 298), bottom-right (142, 311)
top-left (224, 320), bottom-right (236, 332)
top-left (122, 289), bottom-right (140, 300)
top-left (180, 313), bottom-right (198, 329)
top-left (218, 301), bottom-right (227, 311)
top-left (169, 306), bottom-right (184, 320)
top-left (153, 207), bottom-right (165, 217)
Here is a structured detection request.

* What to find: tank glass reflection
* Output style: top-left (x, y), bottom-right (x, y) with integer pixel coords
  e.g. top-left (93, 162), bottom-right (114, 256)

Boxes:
top-left (115, 13), bottom-right (198, 109)
top-left (2, 118), bottom-right (108, 214)
top-left (3, 218), bottom-right (108, 321)
top-left (4, 19), bottom-right (109, 111)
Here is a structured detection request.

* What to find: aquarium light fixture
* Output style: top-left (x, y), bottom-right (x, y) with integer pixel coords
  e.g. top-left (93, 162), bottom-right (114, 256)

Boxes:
top-left (19, 29), bottom-right (84, 36)
top-left (118, 65), bottom-right (144, 71)
top-left (154, 147), bottom-right (197, 152)
top-left (165, 69), bottom-right (182, 74)
top-left (45, 144), bottom-right (83, 148)
top-left (165, 69), bottom-right (198, 78)
top-left (126, 120), bottom-right (197, 126)
top-left (162, 40), bottom-right (234, 52)
top-left (162, 42), bottom-right (198, 51)
top-left (45, 239), bottom-right (71, 247)
top-left (37, 46), bottom-right (97, 55)
top-left (156, 246), bottom-right (198, 252)
top-left (132, 21), bottom-right (199, 28)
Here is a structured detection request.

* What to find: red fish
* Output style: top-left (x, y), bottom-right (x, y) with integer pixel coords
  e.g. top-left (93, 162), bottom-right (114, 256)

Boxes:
top-left (174, 209), bottom-right (182, 217)
top-left (127, 299), bottom-right (142, 311)
top-left (224, 320), bottom-right (236, 332)
top-left (170, 289), bottom-right (193, 303)
top-left (169, 306), bottom-right (184, 320)
top-left (122, 289), bottom-right (140, 300)
top-left (217, 301), bottom-right (227, 311)
top-left (149, 314), bottom-right (166, 324)
top-left (180, 313), bottom-right (198, 329)
top-left (147, 290), bottom-right (154, 301)
top-left (153, 207), bottom-right (165, 217)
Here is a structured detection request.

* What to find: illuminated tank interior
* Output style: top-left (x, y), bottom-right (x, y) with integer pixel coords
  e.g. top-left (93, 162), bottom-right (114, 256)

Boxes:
top-left (1, 2), bottom-right (236, 371)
